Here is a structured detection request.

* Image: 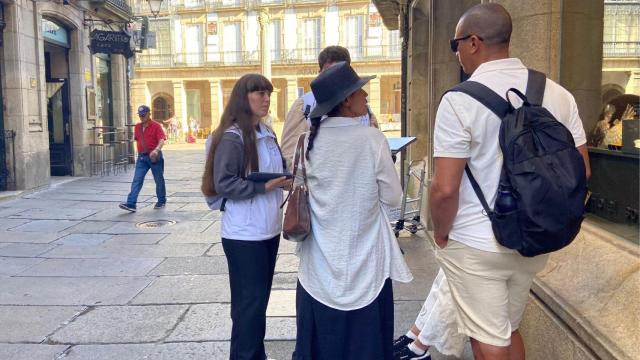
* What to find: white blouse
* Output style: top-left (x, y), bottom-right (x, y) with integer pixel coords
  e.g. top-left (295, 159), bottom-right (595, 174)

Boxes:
top-left (296, 117), bottom-right (413, 311)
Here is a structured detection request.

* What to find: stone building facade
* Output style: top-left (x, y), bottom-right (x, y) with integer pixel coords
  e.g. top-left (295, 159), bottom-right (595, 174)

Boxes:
top-left (372, 0), bottom-right (639, 359)
top-left (130, 0), bottom-right (402, 138)
top-left (0, 0), bottom-right (132, 190)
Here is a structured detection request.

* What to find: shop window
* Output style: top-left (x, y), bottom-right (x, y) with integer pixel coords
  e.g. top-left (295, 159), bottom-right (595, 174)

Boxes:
top-left (585, 0), bottom-right (639, 243)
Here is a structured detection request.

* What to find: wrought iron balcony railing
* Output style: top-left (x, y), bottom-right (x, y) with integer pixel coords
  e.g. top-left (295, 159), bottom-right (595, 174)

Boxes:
top-left (137, 51), bottom-right (261, 67)
top-left (603, 41), bottom-right (640, 57)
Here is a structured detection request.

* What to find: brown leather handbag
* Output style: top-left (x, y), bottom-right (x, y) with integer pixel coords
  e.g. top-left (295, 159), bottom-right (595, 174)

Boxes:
top-left (282, 134), bottom-right (311, 242)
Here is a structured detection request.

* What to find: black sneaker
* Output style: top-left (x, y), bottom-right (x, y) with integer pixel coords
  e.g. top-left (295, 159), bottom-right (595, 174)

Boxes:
top-left (119, 203), bottom-right (136, 213)
top-left (154, 202), bottom-right (166, 209)
top-left (393, 335), bottom-right (414, 354)
top-left (394, 346), bottom-right (431, 360)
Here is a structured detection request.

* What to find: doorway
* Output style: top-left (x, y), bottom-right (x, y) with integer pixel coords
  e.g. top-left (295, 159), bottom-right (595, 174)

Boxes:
top-left (44, 25), bottom-right (72, 176)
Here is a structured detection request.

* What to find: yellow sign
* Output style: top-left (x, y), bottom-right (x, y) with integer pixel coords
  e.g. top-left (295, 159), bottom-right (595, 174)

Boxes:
top-left (84, 69), bottom-right (91, 82)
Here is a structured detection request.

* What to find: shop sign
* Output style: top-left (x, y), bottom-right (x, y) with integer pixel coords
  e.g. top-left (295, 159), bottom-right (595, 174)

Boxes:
top-left (42, 19), bottom-right (69, 48)
top-left (89, 30), bottom-right (134, 58)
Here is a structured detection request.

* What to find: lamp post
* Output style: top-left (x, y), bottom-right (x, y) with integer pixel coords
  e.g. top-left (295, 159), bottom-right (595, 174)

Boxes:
top-left (147, 0), bottom-right (163, 17)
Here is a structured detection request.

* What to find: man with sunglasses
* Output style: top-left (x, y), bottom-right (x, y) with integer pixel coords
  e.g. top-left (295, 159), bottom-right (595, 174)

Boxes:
top-left (430, 3), bottom-right (590, 360)
top-left (119, 105), bottom-right (167, 212)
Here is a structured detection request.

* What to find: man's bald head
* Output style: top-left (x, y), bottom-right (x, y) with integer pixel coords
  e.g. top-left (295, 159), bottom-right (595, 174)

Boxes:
top-left (457, 3), bottom-right (512, 49)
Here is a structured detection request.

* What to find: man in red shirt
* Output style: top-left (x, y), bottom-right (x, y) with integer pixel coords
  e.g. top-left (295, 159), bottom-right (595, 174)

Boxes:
top-left (119, 105), bottom-right (167, 212)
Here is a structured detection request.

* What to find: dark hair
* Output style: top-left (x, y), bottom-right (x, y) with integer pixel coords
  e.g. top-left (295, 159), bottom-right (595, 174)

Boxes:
top-left (318, 46), bottom-right (351, 71)
top-left (306, 103), bottom-right (343, 161)
top-left (202, 74), bottom-right (273, 196)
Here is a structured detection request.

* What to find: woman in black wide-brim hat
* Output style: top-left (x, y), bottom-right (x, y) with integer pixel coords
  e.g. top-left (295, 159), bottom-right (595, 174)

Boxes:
top-left (292, 62), bottom-right (413, 360)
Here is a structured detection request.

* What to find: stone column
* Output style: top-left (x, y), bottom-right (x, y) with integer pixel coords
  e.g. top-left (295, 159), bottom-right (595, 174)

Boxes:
top-left (286, 77), bottom-right (298, 111)
top-left (258, 10), bottom-right (271, 80)
top-left (271, 88), bottom-right (280, 122)
top-left (627, 70), bottom-right (640, 95)
top-left (209, 79), bottom-right (222, 130)
top-left (129, 80), bottom-right (148, 120)
top-left (368, 76), bottom-right (382, 121)
top-left (172, 80), bottom-right (188, 131)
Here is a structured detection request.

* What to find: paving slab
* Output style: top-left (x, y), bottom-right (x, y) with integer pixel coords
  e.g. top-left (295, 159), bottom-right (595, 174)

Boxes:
top-left (50, 305), bottom-right (188, 344)
top-left (265, 317), bottom-right (297, 340)
top-left (11, 220), bottom-right (81, 233)
top-left (41, 243), bottom-right (210, 258)
top-left (0, 305), bottom-right (83, 342)
top-left (159, 229), bottom-right (218, 244)
top-left (176, 202), bottom-right (212, 212)
top-left (0, 257), bottom-right (45, 276)
top-left (205, 243), bottom-right (225, 256)
top-left (61, 221), bottom-right (120, 234)
top-left (272, 273), bottom-right (298, 290)
top-left (265, 341), bottom-right (296, 360)
top-left (0, 207), bottom-right (27, 217)
top-left (52, 233), bottom-right (113, 246)
top-left (267, 290), bottom-right (296, 317)
top-left (131, 275), bottom-right (230, 304)
top-left (0, 231), bottom-right (63, 243)
top-left (62, 342), bottom-right (229, 360)
top-left (166, 303), bottom-right (231, 341)
top-left (275, 254), bottom-right (299, 273)
top-left (0, 218), bottom-right (30, 231)
top-left (0, 344), bottom-right (68, 360)
top-left (0, 243), bottom-right (58, 257)
top-left (277, 239), bottom-right (299, 254)
top-left (19, 258), bottom-right (164, 277)
top-left (149, 256), bottom-right (228, 275)
top-left (103, 233), bottom-right (168, 245)
top-left (99, 220), bottom-right (212, 234)
top-left (9, 208), bottom-right (97, 220)
top-left (0, 277), bottom-right (152, 305)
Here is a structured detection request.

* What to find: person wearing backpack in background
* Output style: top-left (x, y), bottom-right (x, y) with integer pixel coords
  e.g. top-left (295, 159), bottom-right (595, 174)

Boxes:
top-left (280, 46), bottom-right (378, 169)
top-left (429, 4), bottom-right (591, 360)
top-left (201, 74), bottom-right (290, 360)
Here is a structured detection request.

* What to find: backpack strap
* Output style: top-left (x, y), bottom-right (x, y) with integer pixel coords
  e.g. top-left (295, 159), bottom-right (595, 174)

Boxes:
top-left (445, 81), bottom-right (508, 216)
top-left (525, 69), bottom-right (546, 106)
top-left (446, 81), bottom-right (509, 119)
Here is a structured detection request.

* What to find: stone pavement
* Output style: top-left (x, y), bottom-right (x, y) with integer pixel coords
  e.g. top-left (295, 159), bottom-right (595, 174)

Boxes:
top-left (0, 145), bottom-right (472, 360)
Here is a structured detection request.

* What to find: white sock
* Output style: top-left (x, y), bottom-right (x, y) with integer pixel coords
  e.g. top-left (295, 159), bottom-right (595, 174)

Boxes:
top-left (405, 330), bottom-right (418, 340)
top-left (408, 342), bottom-right (427, 356)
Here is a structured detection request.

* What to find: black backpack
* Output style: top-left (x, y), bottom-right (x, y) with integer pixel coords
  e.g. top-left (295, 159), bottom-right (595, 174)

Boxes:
top-left (448, 69), bottom-right (587, 257)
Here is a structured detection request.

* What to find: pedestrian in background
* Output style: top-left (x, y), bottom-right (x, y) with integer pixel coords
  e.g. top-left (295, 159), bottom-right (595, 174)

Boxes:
top-left (280, 46), bottom-right (378, 169)
top-left (119, 105), bottom-right (166, 212)
top-left (292, 62), bottom-right (412, 360)
top-left (202, 74), bottom-right (290, 360)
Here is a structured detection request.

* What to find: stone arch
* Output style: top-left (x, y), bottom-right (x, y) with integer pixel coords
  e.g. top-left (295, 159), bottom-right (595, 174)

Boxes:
top-left (151, 92), bottom-right (174, 122)
top-left (601, 83), bottom-right (625, 106)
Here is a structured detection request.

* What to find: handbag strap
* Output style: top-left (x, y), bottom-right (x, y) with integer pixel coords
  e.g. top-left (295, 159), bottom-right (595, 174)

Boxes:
top-left (291, 133), bottom-right (307, 184)
top-left (280, 133), bottom-right (307, 209)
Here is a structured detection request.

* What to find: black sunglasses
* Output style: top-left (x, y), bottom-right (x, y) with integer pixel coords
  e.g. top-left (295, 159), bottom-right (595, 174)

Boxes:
top-left (450, 34), bottom-right (483, 52)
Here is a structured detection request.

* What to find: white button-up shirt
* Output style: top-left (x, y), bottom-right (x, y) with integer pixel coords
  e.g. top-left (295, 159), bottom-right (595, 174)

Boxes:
top-left (433, 58), bottom-right (587, 253)
top-left (296, 117), bottom-right (413, 311)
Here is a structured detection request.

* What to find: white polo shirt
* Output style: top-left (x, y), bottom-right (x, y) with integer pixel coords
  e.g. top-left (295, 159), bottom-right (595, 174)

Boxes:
top-left (433, 58), bottom-right (587, 253)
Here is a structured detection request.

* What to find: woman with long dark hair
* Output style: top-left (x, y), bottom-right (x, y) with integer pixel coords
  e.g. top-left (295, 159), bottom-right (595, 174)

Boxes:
top-left (202, 74), bottom-right (289, 360)
top-left (292, 62), bottom-right (412, 359)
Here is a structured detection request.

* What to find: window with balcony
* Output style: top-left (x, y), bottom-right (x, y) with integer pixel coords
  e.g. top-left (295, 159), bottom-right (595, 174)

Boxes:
top-left (270, 19), bottom-right (282, 63)
top-left (603, 2), bottom-right (640, 57)
top-left (345, 15), bottom-right (364, 60)
top-left (144, 19), bottom-right (172, 67)
top-left (302, 18), bottom-right (321, 61)
top-left (184, 24), bottom-right (204, 65)
top-left (223, 22), bottom-right (242, 64)
top-left (388, 30), bottom-right (400, 58)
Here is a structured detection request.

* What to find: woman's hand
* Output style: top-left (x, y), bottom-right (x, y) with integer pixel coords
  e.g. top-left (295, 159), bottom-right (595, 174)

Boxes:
top-left (265, 177), bottom-right (289, 192)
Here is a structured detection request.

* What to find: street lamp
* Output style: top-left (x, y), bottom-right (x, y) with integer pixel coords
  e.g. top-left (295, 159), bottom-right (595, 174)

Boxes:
top-left (147, 0), bottom-right (163, 17)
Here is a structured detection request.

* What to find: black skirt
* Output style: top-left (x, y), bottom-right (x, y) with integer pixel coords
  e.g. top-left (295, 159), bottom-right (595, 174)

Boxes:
top-left (292, 278), bottom-right (394, 360)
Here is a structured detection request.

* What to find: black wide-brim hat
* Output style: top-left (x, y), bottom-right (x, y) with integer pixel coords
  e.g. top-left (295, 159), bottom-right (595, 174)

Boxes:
top-left (309, 61), bottom-right (375, 119)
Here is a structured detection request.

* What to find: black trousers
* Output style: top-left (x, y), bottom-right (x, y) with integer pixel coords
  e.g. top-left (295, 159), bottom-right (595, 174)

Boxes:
top-left (292, 278), bottom-right (395, 360)
top-left (222, 235), bottom-right (280, 360)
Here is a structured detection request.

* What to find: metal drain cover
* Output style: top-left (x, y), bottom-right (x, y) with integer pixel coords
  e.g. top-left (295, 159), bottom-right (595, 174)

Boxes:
top-left (136, 220), bottom-right (177, 228)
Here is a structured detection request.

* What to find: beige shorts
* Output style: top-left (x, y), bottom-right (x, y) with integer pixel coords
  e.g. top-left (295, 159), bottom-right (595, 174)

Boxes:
top-left (435, 239), bottom-right (548, 347)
